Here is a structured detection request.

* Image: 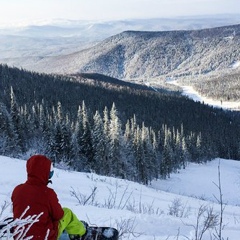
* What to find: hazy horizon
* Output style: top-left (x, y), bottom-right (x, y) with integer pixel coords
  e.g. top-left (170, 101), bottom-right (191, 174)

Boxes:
top-left (0, 0), bottom-right (239, 27)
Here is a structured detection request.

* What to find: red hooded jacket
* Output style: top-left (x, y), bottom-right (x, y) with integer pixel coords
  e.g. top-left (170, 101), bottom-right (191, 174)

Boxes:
top-left (11, 155), bottom-right (64, 239)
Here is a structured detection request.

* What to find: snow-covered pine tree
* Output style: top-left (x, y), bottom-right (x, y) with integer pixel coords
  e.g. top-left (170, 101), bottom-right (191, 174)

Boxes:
top-left (103, 106), bottom-right (111, 175)
top-left (161, 127), bottom-right (174, 179)
top-left (0, 102), bottom-right (15, 155)
top-left (108, 103), bottom-right (124, 177)
top-left (10, 86), bottom-right (24, 155)
top-left (123, 119), bottom-right (136, 180)
top-left (92, 110), bottom-right (107, 174)
top-left (80, 101), bottom-right (94, 170)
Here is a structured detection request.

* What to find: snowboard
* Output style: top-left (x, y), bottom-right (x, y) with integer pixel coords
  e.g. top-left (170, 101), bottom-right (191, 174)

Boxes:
top-left (60, 226), bottom-right (119, 240)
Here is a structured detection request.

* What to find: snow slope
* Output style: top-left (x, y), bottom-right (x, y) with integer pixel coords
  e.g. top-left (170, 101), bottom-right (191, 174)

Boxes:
top-left (1, 156), bottom-right (240, 239)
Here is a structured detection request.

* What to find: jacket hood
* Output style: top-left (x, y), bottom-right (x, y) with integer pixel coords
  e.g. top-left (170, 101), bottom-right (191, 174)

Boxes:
top-left (26, 155), bottom-right (52, 185)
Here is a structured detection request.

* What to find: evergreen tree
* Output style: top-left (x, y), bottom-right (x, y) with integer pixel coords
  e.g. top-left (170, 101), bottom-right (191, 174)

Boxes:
top-left (0, 102), bottom-right (15, 155)
top-left (141, 123), bottom-right (152, 184)
top-left (71, 105), bottom-right (86, 170)
top-left (133, 125), bottom-right (147, 184)
top-left (39, 103), bottom-right (52, 155)
top-left (10, 87), bottom-right (24, 155)
top-left (20, 104), bottom-right (38, 152)
top-left (80, 101), bottom-right (94, 170)
top-left (149, 128), bottom-right (160, 179)
top-left (181, 136), bottom-right (190, 168)
top-left (109, 103), bottom-right (124, 177)
top-left (92, 110), bottom-right (107, 174)
top-left (103, 106), bottom-right (111, 174)
top-left (60, 114), bottom-right (72, 160)
top-left (50, 121), bottom-right (62, 163)
top-left (174, 129), bottom-right (184, 170)
top-left (123, 119), bottom-right (136, 180)
top-left (161, 128), bottom-right (174, 178)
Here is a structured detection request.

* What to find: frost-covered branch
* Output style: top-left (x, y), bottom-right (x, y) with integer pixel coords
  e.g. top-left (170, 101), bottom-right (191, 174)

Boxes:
top-left (0, 206), bottom-right (45, 240)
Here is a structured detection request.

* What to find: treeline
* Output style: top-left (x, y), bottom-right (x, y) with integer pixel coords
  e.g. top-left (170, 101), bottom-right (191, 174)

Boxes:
top-left (0, 64), bottom-right (240, 183)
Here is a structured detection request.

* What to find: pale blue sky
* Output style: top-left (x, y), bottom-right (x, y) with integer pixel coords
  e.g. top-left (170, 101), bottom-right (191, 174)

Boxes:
top-left (0, 0), bottom-right (239, 26)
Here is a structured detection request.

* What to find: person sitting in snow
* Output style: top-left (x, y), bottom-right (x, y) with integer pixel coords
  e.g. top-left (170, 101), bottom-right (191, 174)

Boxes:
top-left (11, 154), bottom-right (87, 240)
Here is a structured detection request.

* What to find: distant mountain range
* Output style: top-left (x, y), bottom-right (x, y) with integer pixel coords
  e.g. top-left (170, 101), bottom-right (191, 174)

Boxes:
top-left (0, 15), bottom-right (239, 57)
top-left (1, 14), bottom-right (240, 37)
top-left (0, 15), bottom-right (240, 86)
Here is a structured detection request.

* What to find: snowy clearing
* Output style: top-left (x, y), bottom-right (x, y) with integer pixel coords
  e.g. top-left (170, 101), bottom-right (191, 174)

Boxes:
top-left (1, 156), bottom-right (240, 239)
top-left (168, 80), bottom-right (240, 111)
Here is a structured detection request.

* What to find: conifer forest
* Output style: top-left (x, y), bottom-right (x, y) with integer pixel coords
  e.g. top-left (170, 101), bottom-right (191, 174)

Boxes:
top-left (1, 64), bottom-right (240, 184)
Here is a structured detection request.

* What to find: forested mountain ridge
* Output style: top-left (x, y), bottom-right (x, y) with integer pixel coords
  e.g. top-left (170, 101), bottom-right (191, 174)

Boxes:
top-left (2, 24), bottom-right (239, 83)
top-left (1, 64), bottom-right (240, 183)
top-left (71, 73), bottom-right (160, 92)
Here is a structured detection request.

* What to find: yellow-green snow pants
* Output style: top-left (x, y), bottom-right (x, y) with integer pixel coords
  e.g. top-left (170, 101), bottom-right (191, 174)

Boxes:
top-left (57, 207), bottom-right (86, 239)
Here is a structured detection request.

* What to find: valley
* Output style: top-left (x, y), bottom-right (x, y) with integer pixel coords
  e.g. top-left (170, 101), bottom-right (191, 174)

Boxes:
top-left (1, 19), bottom-right (240, 107)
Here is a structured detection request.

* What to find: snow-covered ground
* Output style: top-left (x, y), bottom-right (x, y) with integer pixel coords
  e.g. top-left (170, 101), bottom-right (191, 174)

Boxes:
top-left (1, 156), bottom-right (240, 239)
top-left (169, 80), bottom-right (240, 111)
